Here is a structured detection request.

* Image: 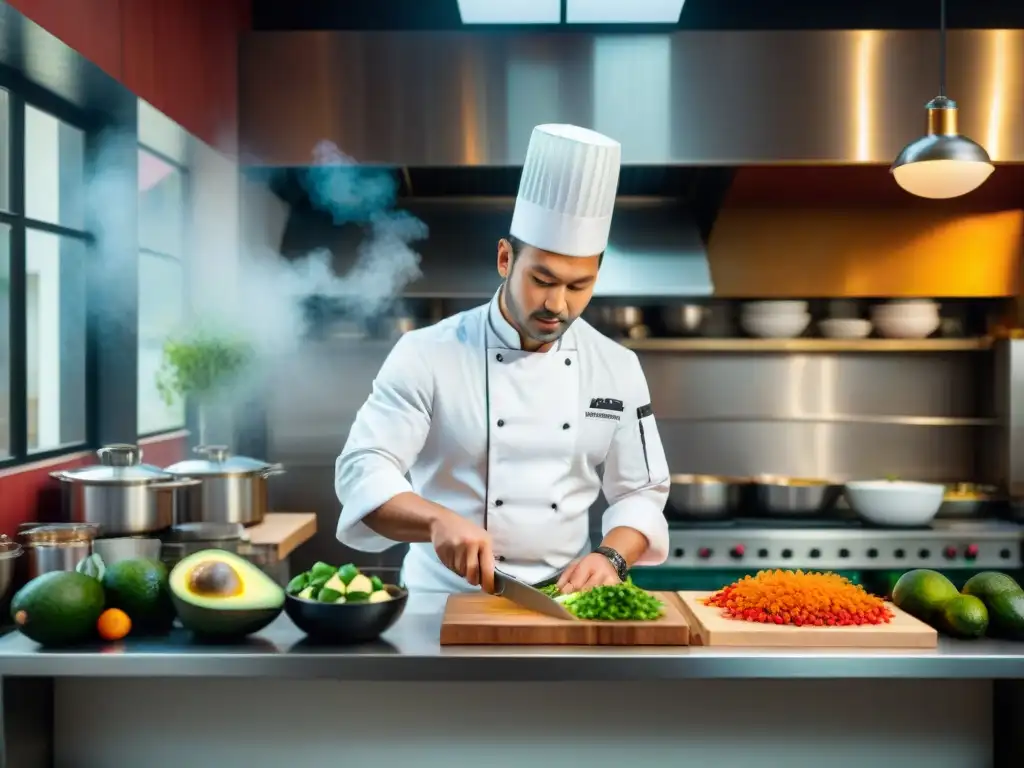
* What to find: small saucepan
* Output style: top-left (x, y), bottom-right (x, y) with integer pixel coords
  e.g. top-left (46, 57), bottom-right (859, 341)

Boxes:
top-left (667, 474), bottom-right (744, 521)
top-left (752, 476), bottom-right (839, 517)
top-left (937, 483), bottom-right (1000, 518)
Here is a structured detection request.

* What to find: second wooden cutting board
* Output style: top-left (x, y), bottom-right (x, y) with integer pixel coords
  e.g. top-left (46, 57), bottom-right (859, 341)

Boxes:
top-left (677, 591), bottom-right (938, 648)
top-left (440, 591), bottom-right (690, 645)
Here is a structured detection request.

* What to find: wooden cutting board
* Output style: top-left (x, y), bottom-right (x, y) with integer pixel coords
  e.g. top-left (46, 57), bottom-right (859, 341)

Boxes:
top-left (245, 513), bottom-right (318, 559)
top-left (677, 591), bottom-right (937, 649)
top-left (440, 591), bottom-right (690, 646)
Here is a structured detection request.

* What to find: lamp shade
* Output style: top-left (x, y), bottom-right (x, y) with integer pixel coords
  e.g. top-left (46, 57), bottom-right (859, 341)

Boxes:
top-left (891, 97), bottom-right (994, 199)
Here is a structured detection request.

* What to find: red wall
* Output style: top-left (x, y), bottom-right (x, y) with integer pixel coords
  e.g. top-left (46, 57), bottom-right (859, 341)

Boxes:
top-left (8, 0), bottom-right (250, 153)
top-left (0, 1), bottom-right (243, 533)
top-left (0, 433), bottom-right (188, 536)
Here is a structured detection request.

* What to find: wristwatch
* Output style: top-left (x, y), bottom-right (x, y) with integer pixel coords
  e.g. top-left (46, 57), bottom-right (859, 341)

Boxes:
top-left (595, 546), bottom-right (628, 582)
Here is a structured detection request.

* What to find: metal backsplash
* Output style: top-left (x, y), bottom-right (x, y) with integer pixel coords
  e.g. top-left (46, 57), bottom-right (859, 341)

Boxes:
top-left (994, 340), bottom-right (1024, 497)
top-left (642, 351), bottom-right (995, 482)
top-left (264, 333), bottom-right (996, 570)
top-left (241, 29), bottom-right (1024, 166)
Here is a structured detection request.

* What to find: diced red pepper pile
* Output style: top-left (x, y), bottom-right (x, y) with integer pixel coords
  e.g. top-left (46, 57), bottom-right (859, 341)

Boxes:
top-left (703, 569), bottom-right (894, 627)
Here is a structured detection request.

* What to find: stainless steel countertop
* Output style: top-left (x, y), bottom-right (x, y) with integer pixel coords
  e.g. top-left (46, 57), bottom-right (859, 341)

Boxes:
top-left (0, 594), bottom-right (1022, 680)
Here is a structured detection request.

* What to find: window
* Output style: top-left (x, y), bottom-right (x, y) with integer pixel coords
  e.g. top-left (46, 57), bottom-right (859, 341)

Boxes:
top-left (25, 231), bottom-right (87, 451)
top-left (0, 91), bottom-right (90, 462)
top-left (137, 146), bottom-right (187, 435)
top-left (25, 105), bottom-right (85, 229)
top-left (0, 225), bottom-right (10, 458)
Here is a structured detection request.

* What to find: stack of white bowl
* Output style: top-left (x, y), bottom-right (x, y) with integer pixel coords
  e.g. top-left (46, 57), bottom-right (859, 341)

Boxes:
top-left (818, 317), bottom-right (872, 339)
top-left (870, 300), bottom-right (941, 339)
top-left (739, 301), bottom-right (810, 339)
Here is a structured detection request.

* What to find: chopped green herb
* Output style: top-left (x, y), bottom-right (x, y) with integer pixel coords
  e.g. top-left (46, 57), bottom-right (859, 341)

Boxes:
top-left (540, 579), bottom-right (664, 621)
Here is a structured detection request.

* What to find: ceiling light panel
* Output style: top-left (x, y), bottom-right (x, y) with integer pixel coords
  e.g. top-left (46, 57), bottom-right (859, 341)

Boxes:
top-left (457, 0), bottom-right (562, 24)
top-left (565, 0), bottom-right (686, 24)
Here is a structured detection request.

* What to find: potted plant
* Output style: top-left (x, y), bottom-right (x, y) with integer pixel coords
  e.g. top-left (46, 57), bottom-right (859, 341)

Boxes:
top-left (156, 328), bottom-right (253, 445)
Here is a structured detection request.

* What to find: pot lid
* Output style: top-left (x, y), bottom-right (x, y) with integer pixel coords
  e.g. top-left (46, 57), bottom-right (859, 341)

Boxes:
top-left (57, 444), bottom-right (173, 484)
top-left (165, 445), bottom-right (276, 476)
top-left (0, 534), bottom-right (22, 559)
top-left (18, 523), bottom-right (99, 544)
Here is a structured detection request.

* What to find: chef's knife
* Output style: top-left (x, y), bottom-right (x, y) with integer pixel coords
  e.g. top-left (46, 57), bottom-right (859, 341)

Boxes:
top-left (493, 569), bottom-right (577, 620)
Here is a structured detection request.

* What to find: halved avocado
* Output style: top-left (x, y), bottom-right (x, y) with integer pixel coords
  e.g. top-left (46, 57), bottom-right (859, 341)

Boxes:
top-left (169, 549), bottom-right (285, 638)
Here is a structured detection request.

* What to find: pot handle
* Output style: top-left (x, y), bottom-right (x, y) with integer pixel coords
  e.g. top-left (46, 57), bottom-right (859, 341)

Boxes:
top-left (194, 445), bottom-right (231, 463)
top-left (260, 463), bottom-right (286, 478)
top-left (147, 478), bottom-right (203, 491)
top-left (98, 443), bottom-right (142, 467)
top-left (49, 470), bottom-right (70, 481)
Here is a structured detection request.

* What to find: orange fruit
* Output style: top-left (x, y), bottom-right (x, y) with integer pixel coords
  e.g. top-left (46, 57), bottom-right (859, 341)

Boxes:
top-left (97, 608), bottom-right (132, 641)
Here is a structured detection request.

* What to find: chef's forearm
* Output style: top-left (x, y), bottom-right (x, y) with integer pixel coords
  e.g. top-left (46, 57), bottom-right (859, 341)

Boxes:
top-left (599, 526), bottom-right (650, 567)
top-left (362, 492), bottom-right (453, 543)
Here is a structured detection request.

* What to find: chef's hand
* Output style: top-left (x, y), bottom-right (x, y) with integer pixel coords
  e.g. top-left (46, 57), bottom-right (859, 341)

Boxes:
top-left (556, 553), bottom-right (620, 593)
top-left (430, 510), bottom-right (496, 594)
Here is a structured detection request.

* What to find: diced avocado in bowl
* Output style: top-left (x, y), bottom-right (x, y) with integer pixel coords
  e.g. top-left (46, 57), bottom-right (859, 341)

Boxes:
top-left (284, 563), bottom-right (408, 644)
top-left (286, 563), bottom-right (398, 605)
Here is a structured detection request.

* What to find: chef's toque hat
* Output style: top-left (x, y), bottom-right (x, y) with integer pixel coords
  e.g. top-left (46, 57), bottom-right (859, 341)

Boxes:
top-left (510, 124), bottom-right (621, 258)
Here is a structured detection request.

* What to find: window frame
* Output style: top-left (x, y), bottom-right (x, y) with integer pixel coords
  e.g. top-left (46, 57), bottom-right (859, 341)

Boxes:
top-left (0, 74), bottom-right (100, 469)
top-left (136, 141), bottom-right (191, 439)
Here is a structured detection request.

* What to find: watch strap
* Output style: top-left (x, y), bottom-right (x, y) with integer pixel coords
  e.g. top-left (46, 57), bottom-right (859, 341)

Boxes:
top-left (595, 546), bottom-right (628, 581)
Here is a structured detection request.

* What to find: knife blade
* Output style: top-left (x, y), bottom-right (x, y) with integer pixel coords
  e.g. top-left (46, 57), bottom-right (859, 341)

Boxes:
top-left (493, 569), bottom-right (577, 620)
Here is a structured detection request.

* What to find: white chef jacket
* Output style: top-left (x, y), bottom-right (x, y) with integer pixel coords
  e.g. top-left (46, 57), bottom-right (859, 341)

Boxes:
top-left (335, 289), bottom-right (670, 593)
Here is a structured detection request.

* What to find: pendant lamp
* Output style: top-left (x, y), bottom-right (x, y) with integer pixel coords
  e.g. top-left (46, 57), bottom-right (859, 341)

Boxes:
top-left (891, 0), bottom-right (994, 199)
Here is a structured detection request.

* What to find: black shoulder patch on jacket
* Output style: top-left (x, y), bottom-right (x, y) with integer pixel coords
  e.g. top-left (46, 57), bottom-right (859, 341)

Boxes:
top-left (636, 403), bottom-right (653, 419)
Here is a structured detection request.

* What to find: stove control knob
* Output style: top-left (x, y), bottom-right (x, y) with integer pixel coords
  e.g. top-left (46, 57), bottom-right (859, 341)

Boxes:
top-left (730, 545), bottom-right (745, 559)
top-left (943, 546), bottom-right (958, 560)
top-left (698, 547), bottom-right (713, 559)
top-left (965, 544), bottom-right (979, 560)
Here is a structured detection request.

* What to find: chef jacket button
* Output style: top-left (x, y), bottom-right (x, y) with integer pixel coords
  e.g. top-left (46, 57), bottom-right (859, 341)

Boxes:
top-left (496, 353), bottom-right (504, 362)
top-left (562, 422), bottom-right (570, 430)
top-left (551, 503), bottom-right (558, 510)
top-left (564, 358), bottom-right (571, 366)
top-left (495, 499), bottom-right (503, 506)
top-left (497, 555), bottom-right (506, 562)
top-left (497, 419), bottom-right (505, 427)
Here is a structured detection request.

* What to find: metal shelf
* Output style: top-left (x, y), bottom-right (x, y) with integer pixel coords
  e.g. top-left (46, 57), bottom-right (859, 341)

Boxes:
top-left (656, 414), bottom-right (998, 427)
top-left (623, 337), bottom-right (993, 353)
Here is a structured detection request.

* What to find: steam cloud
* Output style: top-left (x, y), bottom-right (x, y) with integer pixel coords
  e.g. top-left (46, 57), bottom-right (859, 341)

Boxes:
top-left (227, 140), bottom-right (427, 358)
top-left (84, 130), bottom-right (429, 445)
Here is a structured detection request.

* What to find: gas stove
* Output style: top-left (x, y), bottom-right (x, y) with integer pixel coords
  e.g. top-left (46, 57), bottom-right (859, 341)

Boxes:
top-left (659, 518), bottom-right (1024, 570)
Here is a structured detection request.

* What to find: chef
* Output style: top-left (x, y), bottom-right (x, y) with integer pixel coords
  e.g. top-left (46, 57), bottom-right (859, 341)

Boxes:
top-left (334, 124), bottom-right (670, 595)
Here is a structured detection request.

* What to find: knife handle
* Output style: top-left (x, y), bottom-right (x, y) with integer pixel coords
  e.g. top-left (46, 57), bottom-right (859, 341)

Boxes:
top-left (492, 569), bottom-right (508, 596)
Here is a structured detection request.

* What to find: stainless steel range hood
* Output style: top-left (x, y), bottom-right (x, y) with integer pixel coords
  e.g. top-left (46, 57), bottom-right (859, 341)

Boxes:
top-left (240, 27), bottom-right (1024, 302)
top-left (240, 29), bottom-right (1024, 166)
top-left (269, 165), bottom-right (731, 299)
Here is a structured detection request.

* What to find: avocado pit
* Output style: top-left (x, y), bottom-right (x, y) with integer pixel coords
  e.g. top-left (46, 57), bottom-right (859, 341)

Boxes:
top-left (187, 560), bottom-right (243, 598)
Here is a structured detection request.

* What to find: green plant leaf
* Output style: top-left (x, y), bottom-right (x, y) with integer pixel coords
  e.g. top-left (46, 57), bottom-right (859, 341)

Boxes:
top-left (155, 327), bottom-right (253, 406)
top-left (75, 553), bottom-right (107, 581)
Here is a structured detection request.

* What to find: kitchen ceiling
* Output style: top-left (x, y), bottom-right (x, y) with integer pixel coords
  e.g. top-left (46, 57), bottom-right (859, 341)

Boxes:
top-left (252, 0), bottom-right (1024, 31)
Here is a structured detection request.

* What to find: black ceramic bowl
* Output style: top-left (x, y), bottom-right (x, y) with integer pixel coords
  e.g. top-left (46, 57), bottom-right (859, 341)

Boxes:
top-left (284, 585), bottom-right (409, 644)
